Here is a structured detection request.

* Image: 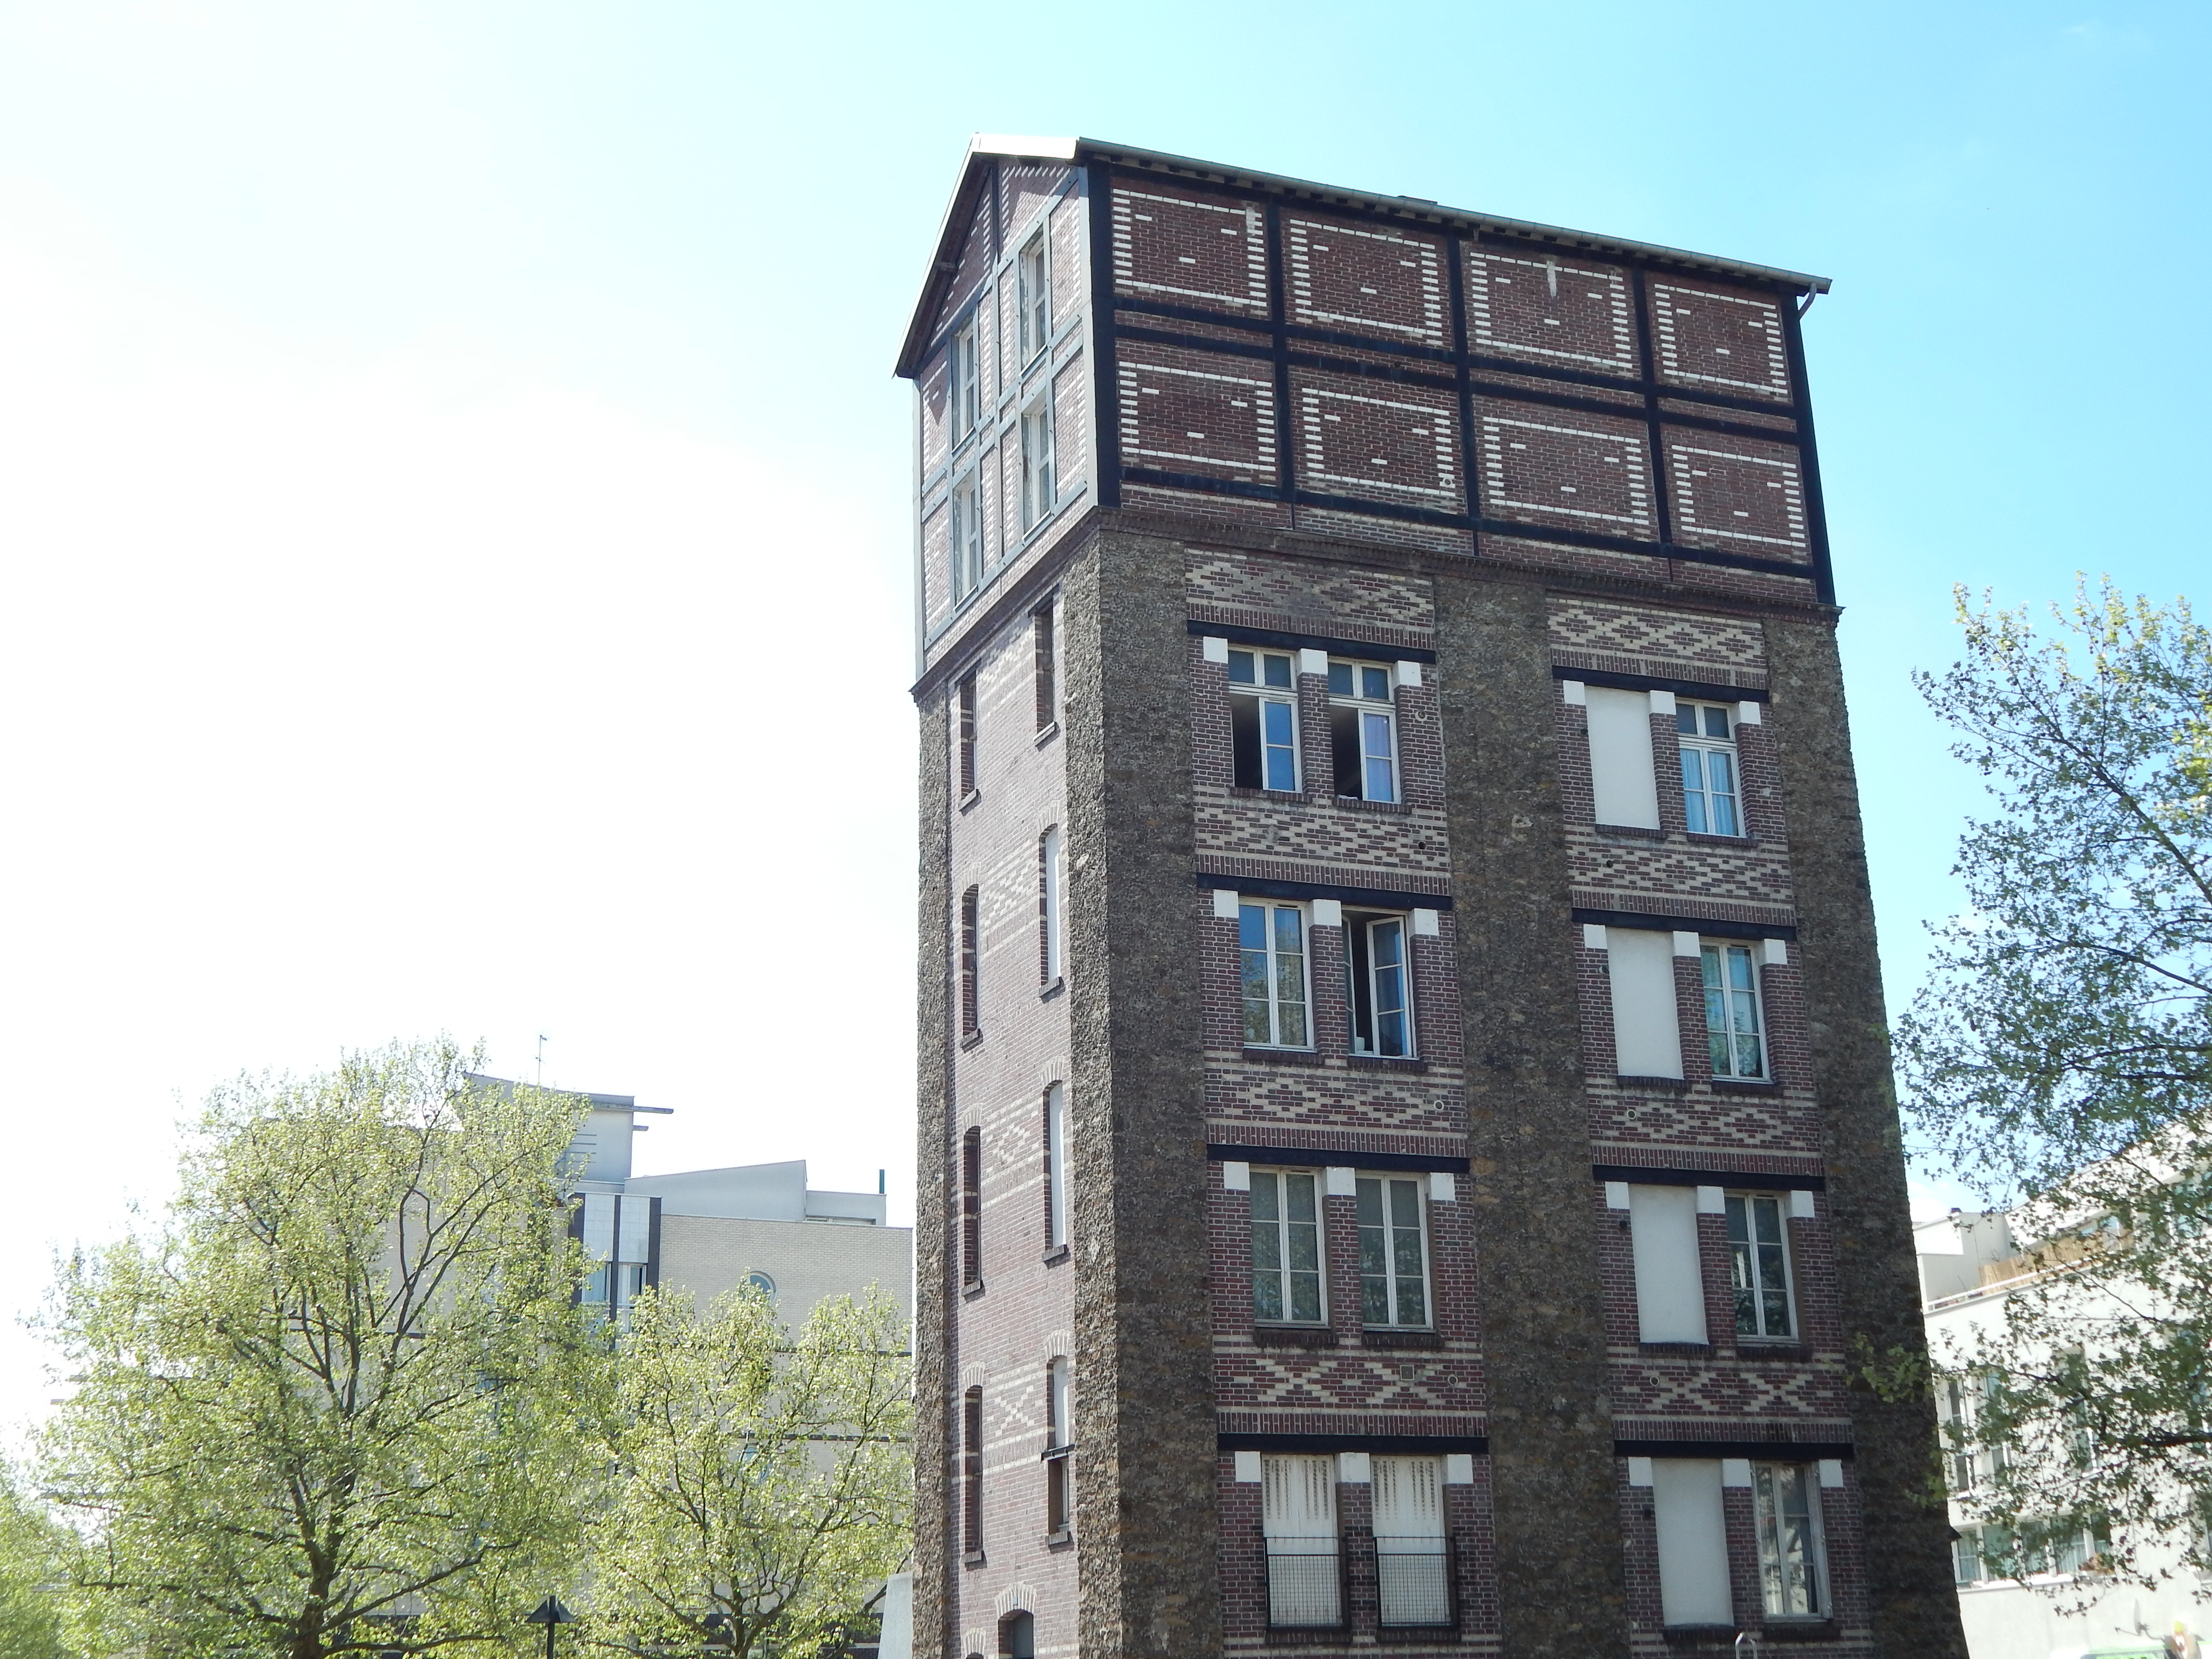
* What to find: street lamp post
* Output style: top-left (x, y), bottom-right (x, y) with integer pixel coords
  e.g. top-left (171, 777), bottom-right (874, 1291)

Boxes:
top-left (525, 1594), bottom-right (579, 1659)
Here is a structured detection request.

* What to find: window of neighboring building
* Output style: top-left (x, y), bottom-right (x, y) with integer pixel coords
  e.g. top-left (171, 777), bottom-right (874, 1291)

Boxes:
top-left (745, 1270), bottom-right (776, 1299)
top-left (1262, 1454), bottom-right (1341, 1628)
top-left (960, 886), bottom-right (982, 1041)
top-left (1357, 1175), bottom-right (1430, 1329)
top-left (1239, 901), bottom-right (1310, 1048)
top-left (1043, 1082), bottom-right (1068, 1252)
top-left (1228, 649), bottom-right (1299, 793)
top-left (951, 315), bottom-right (981, 444)
top-left (1346, 911), bottom-right (1412, 1058)
top-left (960, 1125), bottom-right (983, 1290)
top-left (957, 672), bottom-right (978, 799)
top-left (1751, 1463), bottom-right (1827, 1618)
top-left (1018, 234), bottom-right (1048, 363)
top-left (1726, 1192), bottom-right (1794, 1340)
top-left (1328, 660), bottom-right (1398, 802)
top-left (950, 473), bottom-right (983, 603)
top-left (1250, 1168), bottom-right (1325, 1324)
top-left (1033, 600), bottom-right (1057, 729)
top-left (1020, 398), bottom-right (1054, 531)
top-left (1039, 826), bottom-right (1063, 986)
top-left (962, 1385), bottom-right (985, 1557)
top-left (1677, 701), bottom-right (1742, 836)
top-left (1045, 1356), bottom-right (1072, 1536)
top-left (1701, 941), bottom-right (1767, 1079)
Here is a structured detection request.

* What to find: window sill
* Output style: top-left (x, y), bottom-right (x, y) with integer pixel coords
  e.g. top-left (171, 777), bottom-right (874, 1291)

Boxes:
top-left (1242, 1046), bottom-right (1323, 1066)
top-left (1361, 1328), bottom-right (1443, 1349)
top-left (1735, 1342), bottom-right (1810, 1361)
top-left (1044, 1527), bottom-right (1074, 1551)
top-left (1684, 830), bottom-right (1754, 847)
top-left (1637, 1341), bottom-right (1712, 1358)
top-left (1332, 794), bottom-right (1413, 816)
top-left (1659, 1625), bottom-right (1739, 1646)
top-left (959, 788), bottom-right (982, 814)
top-left (1034, 720), bottom-right (1060, 748)
top-left (1227, 785), bottom-right (1309, 805)
top-left (1595, 821), bottom-right (1667, 840)
top-left (1750, 1621), bottom-right (1839, 1642)
top-left (1038, 976), bottom-right (1065, 1001)
top-left (1707, 1078), bottom-right (1781, 1095)
top-left (1614, 1074), bottom-right (1690, 1091)
top-left (962, 1280), bottom-right (986, 1301)
top-left (961, 1550), bottom-right (986, 1569)
top-left (1253, 1324), bottom-right (1338, 1348)
top-left (1042, 1244), bottom-right (1070, 1266)
top-left (960, 1031), bottom-right (985, 1051)
top-left (1348, 1053), bottom-right (1426, 1073)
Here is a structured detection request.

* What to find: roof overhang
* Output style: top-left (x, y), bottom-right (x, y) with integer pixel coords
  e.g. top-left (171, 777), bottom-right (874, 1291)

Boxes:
top-left (894, 135), bottom-right (1833, 380)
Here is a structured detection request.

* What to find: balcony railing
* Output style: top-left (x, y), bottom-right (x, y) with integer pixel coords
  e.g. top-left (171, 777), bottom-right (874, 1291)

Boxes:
top-left (1374, 1536), bottom-right (1455, 1628)
top-left (1264, 1536), bottom-right (1346, 1630)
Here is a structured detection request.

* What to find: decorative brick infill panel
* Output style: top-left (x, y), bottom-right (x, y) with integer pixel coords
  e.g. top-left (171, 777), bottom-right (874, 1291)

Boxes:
top-left (1547, 594), bottom-right (1769, 688)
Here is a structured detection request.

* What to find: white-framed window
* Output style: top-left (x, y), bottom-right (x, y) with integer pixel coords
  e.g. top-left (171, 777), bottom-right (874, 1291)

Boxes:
top-left (1045, 1355), bottom-right (1073, 1535)
top-left (1020, 397), bottom-right (1055, 530)
top-left (1677, 701), bottom-right (1742, 836)
top-left (1939, 1372), bottom-right (2010, 1495)
top-left (1250, 1167), bottom-right (1325, 1324)
top-left (1019, 233), bottom-right (1048, 363)
top-left (1751, 1462), bottom-right (1827, 1618)
top-left (1371, 1455), bottom-right (1449, 1627)
top-left (1726, 1192), bottom-right (1795, 1340)
top-left (1262, 1453), bottom-right (1342, 1627)
top-left (1228, 648), bottom-right (1299, 792)
top-left (1043, 1082), bottom-right (1068, 1252)
top-left (1039, 826), bottom-right (1063, 985)
top-left (1346, 911), bottom-right (1413, 1058)
top-left (951, 314), bottom-right (981, 443)
top-left (1327, 659), bottom-right (1399, 802)
top-left (1033, 600), bottom-right (1057, 730)
top-left (1701, 941), bottom-right (1767, 1079)
top-left (950, 472), bottom-right (983, 602)
top-left (1357, 1174), bottom-right (1430, 1328)
top-left (1239, 901), bottom-right (1311, 1048)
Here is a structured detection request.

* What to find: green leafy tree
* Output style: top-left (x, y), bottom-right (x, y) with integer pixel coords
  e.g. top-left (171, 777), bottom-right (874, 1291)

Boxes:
top-left (1899, 580), bottom-right (2212, 1587)
top-left (38, 1039), bottom-right (605, 1657)
top-left (589, 1285), bottom-right (912, 1659)
top-left (0, 1468), bottom-right (76, 1659)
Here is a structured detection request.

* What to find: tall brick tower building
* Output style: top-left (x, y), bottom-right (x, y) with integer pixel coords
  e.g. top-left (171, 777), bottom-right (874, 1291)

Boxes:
top-left (898, 137), bottom-right (1963, 1659)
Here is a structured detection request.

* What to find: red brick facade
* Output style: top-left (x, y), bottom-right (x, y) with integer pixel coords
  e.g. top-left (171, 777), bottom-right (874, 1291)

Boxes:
top-left (902, 140), bottom-right (1960, 1659)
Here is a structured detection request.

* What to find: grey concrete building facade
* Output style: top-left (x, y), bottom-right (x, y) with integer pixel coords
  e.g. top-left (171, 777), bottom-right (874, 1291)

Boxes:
top-left (900, 138), bottom-right (1961, 1659)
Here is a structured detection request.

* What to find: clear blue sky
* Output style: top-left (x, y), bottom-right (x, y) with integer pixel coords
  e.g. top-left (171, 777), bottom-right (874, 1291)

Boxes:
top-left (0, 2), bottom-right (2203, 1423)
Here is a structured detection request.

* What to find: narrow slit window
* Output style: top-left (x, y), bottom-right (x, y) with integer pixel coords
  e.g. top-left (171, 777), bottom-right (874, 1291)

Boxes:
top-left (957, 673), bottom-right (978, 799)
top-left (1039, 826), bottom-right (1063, 985)
top-left (1043, 1082), bottom-right (1068, 1252)
top-left (1045, 1356), bottom-right (1072, 1535)
top-left (950, 474), bottom-right (983, 602)
top-left (960, 886), bottom-right (981, 1040)
top-left (1019, 234), bottom-right (1048, 361)
top-left (1020, 398), bottom-right (1055, 530)
top-left (1250, 1168), bottom-right (1324, 1324)
top-left (1033, 601), bottom-right (1057, 729)
top-left (951, 316), bottom-right (981, 443)
top-left (960, 1126), bottom-right (983, 1289)
top-left (962, 1385), bottom-right (985, 1554)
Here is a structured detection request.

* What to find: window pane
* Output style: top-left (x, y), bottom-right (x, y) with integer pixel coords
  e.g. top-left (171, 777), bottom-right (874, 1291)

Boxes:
top-left (1363, 711), bottom-right (1396, 802)
top-left (1330, 704), bottom-right (1362, 797)
top-left (1262, 699), bottom-right (1297, 792)
top-left (1704, 705), bottom-right (1730, 738)
top-left (1328, 661), bottom-right (1353, 696)
top-left (1262, 652), bottom-right (1293, 688)
top-left (1286, 1172), bottom-right (1317, 1224)
top-left (1229, 649), bottom-right (1256, 684)
top-left (1362, 666), bottom-right (1391, 701)
top-left (1682, 750), bottom-right (1709, 834)
top-left (1676, 705), bottom-right (1697, 734)
top-left (1231, 696), bottom-right (1262, 789)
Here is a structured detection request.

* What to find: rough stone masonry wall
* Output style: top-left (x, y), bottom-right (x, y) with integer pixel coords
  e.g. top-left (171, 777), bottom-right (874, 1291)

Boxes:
top-left (916, 685), bottom-right (957, 1659)
top-left (1765, 617), bottom-right (1963, 1659)
top-left (1064, 529), bottom-right (1221, 1659)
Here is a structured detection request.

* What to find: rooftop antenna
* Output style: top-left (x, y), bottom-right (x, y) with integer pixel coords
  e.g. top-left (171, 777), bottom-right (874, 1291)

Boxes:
top-left (535, 1034), bottom-right (548, 1088)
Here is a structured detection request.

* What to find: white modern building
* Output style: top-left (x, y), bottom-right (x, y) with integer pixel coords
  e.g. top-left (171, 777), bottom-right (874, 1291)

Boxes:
top-left (1918, 1209), bottom-right (2206, 1659)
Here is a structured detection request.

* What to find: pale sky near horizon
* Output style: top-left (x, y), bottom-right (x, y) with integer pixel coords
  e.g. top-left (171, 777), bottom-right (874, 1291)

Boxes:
top-left (0, 2), bottom-right (2205, 1431)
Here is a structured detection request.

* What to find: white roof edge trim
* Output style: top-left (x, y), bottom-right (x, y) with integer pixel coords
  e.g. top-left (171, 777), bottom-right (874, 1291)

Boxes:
top-left (970, 133), bottom-right (1078, 161)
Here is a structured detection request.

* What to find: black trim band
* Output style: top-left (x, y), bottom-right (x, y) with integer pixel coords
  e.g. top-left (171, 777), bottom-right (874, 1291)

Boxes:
top-left (1189, 620), bottom-right (1438, 664)
top-left (1554, 665), bottom-right (1771, 704)
top-left (1205, 874), bottom-right (1455, 912)
top-left (1573, 907), bottom-right (1793, 942)
top-left (1222, 1432), bottom-right (1489, 1455)
top-left (1617, 1440), bottom-right (1851, 1461)
top-left (1594, 1165), bottom-right (1826, 1193)
top-left (1214, 1143), bottom-right (1470, 1175)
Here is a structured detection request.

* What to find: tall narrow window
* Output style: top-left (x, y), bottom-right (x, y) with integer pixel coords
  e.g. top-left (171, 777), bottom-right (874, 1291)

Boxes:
top-left (1328, 660), bottom-right (1399, 802)
top-left (1726, 1192), bottom-right (1794, 1339)
top-left (1043, 1083), bottom-right (1068, 1252)
top-left (1357, 1175), bottom-right (1430, 1328)
top-left (1228, 648), bottom-right (1299, 792)
top-left (1239, 901), bottom-right (1310, 1048)
top-left (952, 316), bottom-right (981, 443)
top-left (1250, 1168), bottom-right (1324, 1324)
top-left (1677, 701), bottom-right (1742, 836)
top-left (1038, 827), bottom-right (1063, 986)
top-left (962, 1385), bottom-right (985, 1556)
top-left (1585, 685), bottom-right (1661, 829)
top-left (1044, 1356), bottom-right (1072, 1536)
top-left (1262, 1455), bottom-right (1342, 1628)
top-left (1020, 399), bottom-right (1054, 529)
top-left (1371, 1456), bottom-right (1450, 1627)
top-left (1751, 1463), bottom-right (1826, 1618)
top-left (960, 1126), bottom-right (983, 1290)
top-left (1019, 234), bottom-right (1048, 361)
top-left (1701, 941), bottom-right (1767, 1079)
top-left (957, 672), bottom-right (978, 799)
top-left (1346, 912), bottom-right (1412, 1058)
top-left (960, 887), bottom-right (981, 1041)
top-left (1033, 601), bottom-right (1057, 729)
top-left (950, 475), bottom-right (983, 602)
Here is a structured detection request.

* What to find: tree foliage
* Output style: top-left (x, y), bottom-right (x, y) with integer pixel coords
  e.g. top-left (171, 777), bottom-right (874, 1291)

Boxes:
top-left (588, 1285), bottom-right (913, 1659)
top-left (1898, 579), bottom-right (2212, 1588)
top-left (0, 1467), bottom-right (76, 1659)
top-left (38, 1039), bottom-right (602, 1657)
